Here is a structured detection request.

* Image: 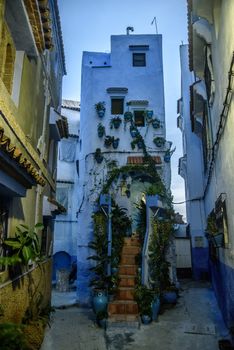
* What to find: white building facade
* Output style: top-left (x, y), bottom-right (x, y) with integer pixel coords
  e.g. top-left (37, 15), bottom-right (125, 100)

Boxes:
top-left (178, 44), bottom-right (209, 280)
top-left (77, 34), bottom-right (172, 305)
top-left (181, 0), bottom-right (234, 332)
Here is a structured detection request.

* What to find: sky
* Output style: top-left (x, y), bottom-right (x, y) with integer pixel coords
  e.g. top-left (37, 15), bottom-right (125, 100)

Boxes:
top-left (58, 0), bottom-right (188, 219)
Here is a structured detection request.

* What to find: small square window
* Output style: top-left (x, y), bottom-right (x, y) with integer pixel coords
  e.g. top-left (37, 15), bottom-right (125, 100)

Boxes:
top-left (111, 98), bottom-right (124, 114)
top-left (134, 110), bottom-right (145, 127)
top-left (133, 53), bottom-right (146, 67)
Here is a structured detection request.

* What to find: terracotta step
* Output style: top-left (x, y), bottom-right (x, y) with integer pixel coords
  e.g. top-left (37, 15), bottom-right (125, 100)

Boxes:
top-left (124, 237), bottom-right (140, 246)
top-left (108, 314), bottom-right (139, 322)
top-left (122, 246), bottom-right (140, 255)
top-left (119, 265), bottom-right (137, 276)
top-left (119, 275), bottom-right (136, 287)
top-left (121, 255), bottom-right (136, 265)
top-left (108, 300), bottom-right (138, 315)
top-left (117, 287), bottom-right (135, 300)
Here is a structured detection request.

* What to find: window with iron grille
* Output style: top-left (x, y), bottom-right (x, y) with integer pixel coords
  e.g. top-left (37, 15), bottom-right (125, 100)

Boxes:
top-left (133, 53), bottom-right (146, 67)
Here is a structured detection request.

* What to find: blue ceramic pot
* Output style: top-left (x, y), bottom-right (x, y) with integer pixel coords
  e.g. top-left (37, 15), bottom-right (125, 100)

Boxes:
top-left (92, 290), bottom-right (108, 314)
top-left (141, 315), bottom-right (152, 324)
top-left (152, 120), bottom-right (160, 129)
top-left (164, 154), bottom-right (171, 162)
top-left (147, 110), bottom-right (153, 118)
top-left (130, 130), bottom-right (138, 138)
top-left (163, 291), bottom-right (177, 304)
top-left (97, 110), bottom-right (105, 118)
top-left (151, 297), bottom-right (160, 321)
top-left (112, 139), bottom-right (119, 149)
top-left (95, 155), bottom-right (103, 164)
top-left (137, 141), bottom-right (143, 149)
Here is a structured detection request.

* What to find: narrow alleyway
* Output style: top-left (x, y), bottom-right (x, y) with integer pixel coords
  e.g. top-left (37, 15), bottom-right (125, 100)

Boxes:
top-left (40, 280), bottom-right (229, 350)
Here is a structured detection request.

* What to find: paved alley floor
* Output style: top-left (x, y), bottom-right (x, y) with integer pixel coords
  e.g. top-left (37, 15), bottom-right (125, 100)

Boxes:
top-left (40, 280), bottom-right (230, 350)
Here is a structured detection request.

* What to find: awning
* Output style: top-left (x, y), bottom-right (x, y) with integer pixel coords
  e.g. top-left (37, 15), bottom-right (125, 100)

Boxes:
top-left (127, 156), bottom-right (162, 165)
top-left (0, 126), bottom-right (46, 186)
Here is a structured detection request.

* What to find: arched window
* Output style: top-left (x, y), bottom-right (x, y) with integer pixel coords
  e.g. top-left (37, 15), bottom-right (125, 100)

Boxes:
top-left (3, 43), bottom-right (15, 94)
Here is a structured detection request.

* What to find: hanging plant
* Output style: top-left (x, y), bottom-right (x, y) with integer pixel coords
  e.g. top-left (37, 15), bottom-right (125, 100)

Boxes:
top-left (153, 137), bottom-right (165, 148)
top-left (130, 125), bottom-right (138, 138)
top-left (112, 137), bottom-right (119, 149)
top-left (95, 101), bottom-right (106, 118)
top-left (104, 135), bottom-right (114, 148)
top-left (110, 116), bottom-right (122, 129)
top-left (152, 118), bottom-right (161, 129)
top-left (131, 133), bottom-right (145, 150)
top-left (97, 123), bottom-right (105, 138)
top-left (145, 110), bottom-right (154, 123)
top-left (124, 111), bottom-right (133, 123)
top-left (94, 148), bottom-right (104, 163)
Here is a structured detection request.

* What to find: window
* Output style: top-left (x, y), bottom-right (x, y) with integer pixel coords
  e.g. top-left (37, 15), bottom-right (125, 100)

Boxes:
top-left (134, 110), bottom-right (145, 127)
top-left (111, 98), bottom-right (124, 115)
top-left (133, 53), bottom-right (146, 67)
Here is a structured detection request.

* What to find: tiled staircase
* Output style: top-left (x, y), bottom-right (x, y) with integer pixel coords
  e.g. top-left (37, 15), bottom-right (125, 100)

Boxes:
top-left (108, 235), bottom-right (140, 325)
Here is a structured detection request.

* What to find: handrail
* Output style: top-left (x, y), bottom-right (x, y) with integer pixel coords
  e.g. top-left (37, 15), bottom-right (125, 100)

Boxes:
top-left (141, 195), bottom-right (163, 286)
top-left (99, 194), bottom-right (112, 276)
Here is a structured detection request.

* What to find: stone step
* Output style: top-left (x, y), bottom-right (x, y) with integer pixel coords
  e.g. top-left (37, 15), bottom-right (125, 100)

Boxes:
top-left (119, 275), bottom-right (136, 287)
top-left (108, 300), bottom-right (138, 315)
top-left (117, 287), bottom-right (135, 300)
top-left (122, 246), bottom-right (140, 255)
top-left (120, 254), bottom-right (136, 265)
top-left (119, 265), bottom-right (137, 276)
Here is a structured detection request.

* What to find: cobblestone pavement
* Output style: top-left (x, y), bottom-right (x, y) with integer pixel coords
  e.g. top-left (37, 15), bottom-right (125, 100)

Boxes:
top-left (41, 280), bottom-right (230, 350)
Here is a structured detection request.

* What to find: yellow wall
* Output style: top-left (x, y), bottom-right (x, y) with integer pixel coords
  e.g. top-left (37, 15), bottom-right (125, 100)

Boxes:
top-left (0, 259), bottom-right (52, 324)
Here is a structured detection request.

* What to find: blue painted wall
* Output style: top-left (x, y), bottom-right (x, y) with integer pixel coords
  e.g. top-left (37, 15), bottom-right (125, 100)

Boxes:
top-left (191, 247), bottom-right (209, 280)
top-left (209, 258), bottom-right (234, 330)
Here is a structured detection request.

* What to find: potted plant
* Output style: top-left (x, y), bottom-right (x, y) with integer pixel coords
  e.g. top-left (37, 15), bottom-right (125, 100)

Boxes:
top-left (110, 116), bottom-right (122, 129)
top-left (95, 101), bottom-right (106, 118)
top-left (164, 147), bottom-right (175, 163)
top-left (88, 211), bottom-right (109, 314)
top-left (104, 135), bottom-right (114, 147)
top-left (97, 123), bottom-right (105, 138)
top-left (134, 284), bottom-right (154, 324)
top-left (153, 137), bottom-right (165, 148)
top-left (94, 148), bottom-right (103, 164)
top-left (130, 125), bottom-right (138, 138)
top-left (112, 137), bottom-right (119, 149)
top-left (145, 110), bottom-right (154, 123)
top-left (152, 118), bottom-right (161, 129)
top-left (124, 111), bottom-right (133, 123)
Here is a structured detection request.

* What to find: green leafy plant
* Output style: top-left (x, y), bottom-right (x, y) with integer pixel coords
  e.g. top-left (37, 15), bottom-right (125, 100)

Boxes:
top-left (94, 148), bottom-right (104, 163)
top-left (104, 135), bottom-right (114, 147)
top-left (148, 219), bottom-right (173, 293)
top-left (0, 323), bottom-right (28, 350)
top-left (88, 211), bottom-right (109, 290)
top-left (134, 283), bottom-right (154, 316)
top-left (153, 137), bottom-right (166, 148)
top-left (110, 116), bottom-right (122, 129)
top-left (0, 223), bottom-right (43, 267)
top-left (95, 101), bottom-right (106, 112)
top-left (97, 123), bottom-right (105, 137)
